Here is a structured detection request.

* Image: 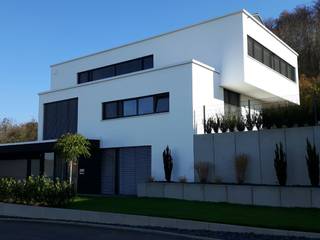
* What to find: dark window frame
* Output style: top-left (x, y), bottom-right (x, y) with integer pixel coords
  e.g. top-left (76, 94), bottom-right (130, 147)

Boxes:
top-left (102, 92), bottom-right (169, 120)
top-left (77, 55), bottom-right (154, 84)
top-left (247, 36), bottom-right (296, 82)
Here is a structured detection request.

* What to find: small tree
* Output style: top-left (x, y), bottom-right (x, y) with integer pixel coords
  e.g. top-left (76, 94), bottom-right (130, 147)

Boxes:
top-left (55, 133), bottom-right (91, 189)
top-left (163, 146), bottom-right (173, 182)
top-left (274, 142), bottom-right (287, 186)
top-left (306, 138), bottom-right (319, 186)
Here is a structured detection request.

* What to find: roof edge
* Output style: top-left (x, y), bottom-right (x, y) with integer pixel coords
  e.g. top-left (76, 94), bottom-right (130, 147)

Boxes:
top-left (50, 10), bottom-right (243, 67)
top-left (242, 9), bottom-right (299, 56)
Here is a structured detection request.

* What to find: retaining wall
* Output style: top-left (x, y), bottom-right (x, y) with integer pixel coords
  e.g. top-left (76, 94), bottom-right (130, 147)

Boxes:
top-left (194, 126), bottom-right (320, 185)
top-left (138, 182), bottom-right (320, 208)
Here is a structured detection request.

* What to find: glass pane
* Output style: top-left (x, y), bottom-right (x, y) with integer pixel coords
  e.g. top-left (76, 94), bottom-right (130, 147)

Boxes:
top-left (143, 56), bottom-right (153, 69)
top-left (155, 94), bottom-right (169, 113)
top-left (116, 59), bottom-right (143, 75)
top-left (247, 37), bottom-right (254, 57)
top-left (263, 49), bottom-right (272, 67)
top-left (92, 66), bottom-right (115, 81)
top-left (78, 71), bottom-right (90, 84)
top-left (290, 66), bottom-right (295, 81)
top-left (44, 152), bottom-right (54, 178)
top-left (123, 99), bottom-right (137, 116)
top-left (224, 89), bottom-right (240, 107)
top-left (253, 42), bottom-right (263, 62)
top-left (273, 55), bottom-right (280, 72)
top-left (280, 60), bottom-right (287, 76)
top-left (31, 159), bottom-right (40, 176)
top-left (104, 102), bottom-right (118, 119)
top-left (138, 97), bottom-right (153, 115)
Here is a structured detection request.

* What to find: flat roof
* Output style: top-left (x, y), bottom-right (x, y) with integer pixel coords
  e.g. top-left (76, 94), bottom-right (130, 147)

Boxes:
top-left (50, 9), bottom-right (298, 68)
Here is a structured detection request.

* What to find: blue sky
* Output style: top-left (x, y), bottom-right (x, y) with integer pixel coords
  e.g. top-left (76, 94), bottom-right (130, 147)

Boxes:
top-left (0, 0), bottom-right (313, 123)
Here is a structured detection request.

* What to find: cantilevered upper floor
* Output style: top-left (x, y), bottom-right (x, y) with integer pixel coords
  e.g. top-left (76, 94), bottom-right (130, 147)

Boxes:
top-left (48, 9), bottom-right (299, 104)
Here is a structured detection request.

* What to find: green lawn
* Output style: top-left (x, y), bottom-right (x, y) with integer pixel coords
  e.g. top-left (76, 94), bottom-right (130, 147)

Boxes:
top-left (67, 196), bottom-right (320, 233)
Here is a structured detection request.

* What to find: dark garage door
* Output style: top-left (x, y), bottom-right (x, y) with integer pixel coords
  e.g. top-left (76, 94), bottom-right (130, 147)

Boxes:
top-left (101, 146), bottom-right (151, 195)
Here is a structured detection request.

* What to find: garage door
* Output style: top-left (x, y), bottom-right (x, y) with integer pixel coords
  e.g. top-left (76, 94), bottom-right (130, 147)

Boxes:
top-left (0, 160), bottom-right (27, 179)
top-left (101, 146), bottom-right (151, 195)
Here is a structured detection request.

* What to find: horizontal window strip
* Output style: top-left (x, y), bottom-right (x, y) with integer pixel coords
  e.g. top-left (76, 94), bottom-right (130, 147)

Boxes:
top-left (247, 36), bottom-right (296, 82)
top-left (77, 55), bottom-right (153, 84)
top-left (102, 92), bottom-right (169, 120)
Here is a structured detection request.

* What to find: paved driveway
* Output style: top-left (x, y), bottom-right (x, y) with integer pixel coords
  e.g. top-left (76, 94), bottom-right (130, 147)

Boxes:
top-left (0, 220), bottom-right (201, 240)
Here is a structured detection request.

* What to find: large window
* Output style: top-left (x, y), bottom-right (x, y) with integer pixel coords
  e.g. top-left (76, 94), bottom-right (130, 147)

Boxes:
top-left (43, 98), bottom-right (78, 140)
top-left (78, 55), bottom-right (153, 84)
top-left (247, 36), bottom-right (296, 82)
top-left (224, 89), bottom-right (240, 116)
top-left (102, 92), bottom-right (169, 120)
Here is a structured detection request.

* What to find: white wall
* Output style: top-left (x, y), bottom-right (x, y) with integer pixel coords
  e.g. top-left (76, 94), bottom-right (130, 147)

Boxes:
top-left (40, 61), bottom-right (196, 181)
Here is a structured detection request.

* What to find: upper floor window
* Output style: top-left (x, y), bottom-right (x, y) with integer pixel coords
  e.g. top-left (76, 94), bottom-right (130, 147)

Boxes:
top-left (102, 92), bottom-right (169, 120)
top-left (247, 36), bottom-right (296, 82)
top-left (78, 55), bottom-right (153, 84)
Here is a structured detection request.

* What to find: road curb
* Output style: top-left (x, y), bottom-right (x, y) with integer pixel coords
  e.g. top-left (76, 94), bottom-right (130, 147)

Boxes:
top-left (0, 202), bottom-right (319, 239)
top-left (0, 217), bottom-right (220, 240)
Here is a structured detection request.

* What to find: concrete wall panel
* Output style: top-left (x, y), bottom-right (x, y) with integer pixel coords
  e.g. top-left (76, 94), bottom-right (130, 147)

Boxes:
top-left (235, 131), bottom-right (260, 184)
top-left (214, 133), bottom-right (236, 183)
top-left (259, 129), bottom-right (285, 185)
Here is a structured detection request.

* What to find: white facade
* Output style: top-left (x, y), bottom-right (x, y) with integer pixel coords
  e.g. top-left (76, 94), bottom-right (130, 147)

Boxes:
top-left (38, 10), bottom-right (299, 182)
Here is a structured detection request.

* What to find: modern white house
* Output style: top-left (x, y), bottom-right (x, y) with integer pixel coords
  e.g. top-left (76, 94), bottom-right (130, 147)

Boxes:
top-left (0, 9), bottom-right (299, 195)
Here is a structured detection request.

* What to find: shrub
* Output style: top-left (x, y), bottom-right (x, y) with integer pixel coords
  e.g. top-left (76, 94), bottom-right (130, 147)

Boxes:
top-left (0, 176), bottom-right (74, 207)
top-left (219, 116), bottom-right (229, 133)
top-left (245, 112), bottom-right (254, 131)
top-left (195, 161), bottom-right (210, 183)
top-left (212, 115), bottom-right (220, 133)
top-left (274, 142), bottom-right (287, 186)
top-left (227, 115), bottom-right (236, 132)
top-left (148, 176), bottom-right (155, 182)
top-left (163, 146), bottom-right (173, 182)
top-left (306, 139), bottom-right (319, 186)
top-left (205, 118), bottom-right (213, 134)
top-left (236, 116), bottom-right (245, 131)
top-left (178, 176), bottom-right (187, 183)
top-left (253, 112), bottom-right (263, 130)
top-left (235, 154), bottom-right (249, 184)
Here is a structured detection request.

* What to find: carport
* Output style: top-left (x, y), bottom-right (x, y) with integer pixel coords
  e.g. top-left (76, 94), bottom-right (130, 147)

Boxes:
top-left (0, 139), bottom-right (101, 194)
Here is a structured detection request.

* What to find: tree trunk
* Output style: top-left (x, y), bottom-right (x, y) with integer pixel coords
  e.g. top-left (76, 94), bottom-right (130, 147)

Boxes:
top-left (69, 161), bottom-right (73, 185)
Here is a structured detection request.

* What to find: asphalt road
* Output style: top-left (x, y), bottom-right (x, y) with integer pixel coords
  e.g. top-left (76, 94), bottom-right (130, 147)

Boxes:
top-left (0, 220), bottom-right (201, 240)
